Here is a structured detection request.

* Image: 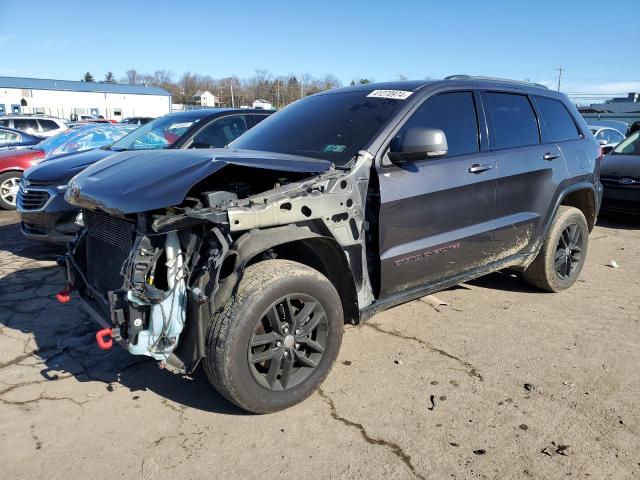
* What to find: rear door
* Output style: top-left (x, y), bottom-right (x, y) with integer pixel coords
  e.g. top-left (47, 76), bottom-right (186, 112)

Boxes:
top-left (376, 89), bottom-right (497, 296)
top-left (486, 91), bottom-right (571, 256)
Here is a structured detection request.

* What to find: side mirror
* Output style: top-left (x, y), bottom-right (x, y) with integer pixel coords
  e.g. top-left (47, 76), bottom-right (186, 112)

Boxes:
top-left (388, 127), bottom-right (448, 163)
top-left (602, 145), bottom-right (614, 155)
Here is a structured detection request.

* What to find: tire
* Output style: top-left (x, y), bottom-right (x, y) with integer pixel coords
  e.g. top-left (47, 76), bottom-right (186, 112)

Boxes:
top-left (204, 259), bottom-right (344, 413)
top-left (523, 206), bottom-right (589, 292)
top-left (0, 171), bottom-right (22, 210)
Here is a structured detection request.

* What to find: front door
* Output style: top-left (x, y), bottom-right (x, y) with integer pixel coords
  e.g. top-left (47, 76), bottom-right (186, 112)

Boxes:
top-left (376, 90), bottom-right (497, 297)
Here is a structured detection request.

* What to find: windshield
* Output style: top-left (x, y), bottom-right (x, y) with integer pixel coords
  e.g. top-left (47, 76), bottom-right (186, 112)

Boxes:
top-left (612, 131), bottom-right (640, 156)
top-left (110, 112), bottom-right (205, 151)
top-left (229, 91), bottom-right (408, 165)
top-left (39, 125), bottom-right (135, 159)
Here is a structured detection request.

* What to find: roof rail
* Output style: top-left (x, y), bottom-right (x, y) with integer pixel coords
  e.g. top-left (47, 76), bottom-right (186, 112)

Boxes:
top-left (445, 75), bottom-right (549, 89)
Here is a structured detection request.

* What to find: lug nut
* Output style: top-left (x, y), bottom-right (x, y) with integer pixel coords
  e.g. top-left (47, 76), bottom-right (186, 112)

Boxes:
top-left (283, 327), bottom-right (289, 334)
top-left (276, 341), bottom-right (282, 347)
top-left (295, 343), bottom-right (300, 349)
top-left (283, 351), bottom-right (289, 357)
top-left (295, 329), bottom-right (300, 335)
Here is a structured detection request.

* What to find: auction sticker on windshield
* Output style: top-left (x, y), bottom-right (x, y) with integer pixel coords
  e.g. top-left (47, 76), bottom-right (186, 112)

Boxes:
top-left (367, 90), bottom-right (413, 100)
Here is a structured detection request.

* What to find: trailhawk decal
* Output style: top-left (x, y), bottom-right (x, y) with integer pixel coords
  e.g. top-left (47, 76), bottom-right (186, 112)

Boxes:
top-left (367, 90), bottom-right (413, 100)
top-left (393, 242), bottom-right (462, 266)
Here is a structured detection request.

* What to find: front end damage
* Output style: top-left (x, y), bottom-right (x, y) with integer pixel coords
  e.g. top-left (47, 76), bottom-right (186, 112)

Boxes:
top-left (63, 150), bottom-right (375, 372)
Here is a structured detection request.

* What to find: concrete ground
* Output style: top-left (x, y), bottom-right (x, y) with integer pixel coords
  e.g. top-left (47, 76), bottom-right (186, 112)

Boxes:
top-left (0, 209), bottom-right (639, 479)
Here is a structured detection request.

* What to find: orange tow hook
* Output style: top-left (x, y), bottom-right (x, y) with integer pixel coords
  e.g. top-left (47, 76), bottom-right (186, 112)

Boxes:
top-left (96, 328), bottom-right (113, 350)
top-left (56, 288), bottom-right (72, 304)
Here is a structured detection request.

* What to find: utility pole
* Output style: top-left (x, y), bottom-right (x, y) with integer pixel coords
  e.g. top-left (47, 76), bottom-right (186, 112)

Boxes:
top-left (230, 83), bottom-right (235, 108)
top-left (555, 67), bottom-right (564, 92)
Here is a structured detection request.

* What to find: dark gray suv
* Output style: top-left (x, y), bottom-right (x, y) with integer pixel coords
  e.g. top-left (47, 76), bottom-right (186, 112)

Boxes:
top-left (61, 76), bottom-right (602, 413)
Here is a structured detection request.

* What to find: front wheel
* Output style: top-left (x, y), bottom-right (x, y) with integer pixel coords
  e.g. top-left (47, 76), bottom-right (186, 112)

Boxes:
top-left (0, 171), bottom-right (22, 210)
top-left (523, 206), bottom-right (589, 292)
top-left (204, 259), bottom-right (344, 413)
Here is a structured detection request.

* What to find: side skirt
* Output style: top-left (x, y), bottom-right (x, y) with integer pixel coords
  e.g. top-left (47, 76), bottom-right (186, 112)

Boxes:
top-left (359, 253), bottom-right (530, 321)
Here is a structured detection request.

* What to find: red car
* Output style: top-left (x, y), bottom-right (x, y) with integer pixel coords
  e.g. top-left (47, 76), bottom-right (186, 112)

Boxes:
top-left (0, 148), bottom-right (45, 209)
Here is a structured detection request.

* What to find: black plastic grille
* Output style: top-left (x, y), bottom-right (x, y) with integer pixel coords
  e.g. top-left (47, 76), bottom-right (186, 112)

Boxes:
top-left (17, 189), bottom-right (50, 210)
top-left (84, 209), bottom-right (135, 294)
top-left (21, 221), bottom-right (48, 235)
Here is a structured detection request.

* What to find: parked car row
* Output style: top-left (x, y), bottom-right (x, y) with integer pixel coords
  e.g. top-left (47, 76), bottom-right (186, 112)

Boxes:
top-left (0, 123), bottom-right (136, 209)
top-left (17, 108), bottom-right (271, 241)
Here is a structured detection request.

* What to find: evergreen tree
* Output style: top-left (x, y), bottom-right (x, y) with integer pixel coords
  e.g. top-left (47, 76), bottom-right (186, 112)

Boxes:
top-left (82, 72), bottom-right (95, 82)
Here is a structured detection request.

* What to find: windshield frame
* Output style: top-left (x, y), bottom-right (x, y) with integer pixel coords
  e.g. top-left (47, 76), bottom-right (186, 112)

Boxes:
top-left (611, 131), bottom-right (640, 156)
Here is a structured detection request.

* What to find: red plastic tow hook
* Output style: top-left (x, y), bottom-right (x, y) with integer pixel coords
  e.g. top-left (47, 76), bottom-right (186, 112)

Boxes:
top-left (96, 328), bottom-right (113, 350)
top-left (56, 288), bottom-right (72, 304)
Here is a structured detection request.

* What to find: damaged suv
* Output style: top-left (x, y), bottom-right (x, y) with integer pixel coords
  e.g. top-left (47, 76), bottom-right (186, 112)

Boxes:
top-left (62, 77), bottom-right (601, 413)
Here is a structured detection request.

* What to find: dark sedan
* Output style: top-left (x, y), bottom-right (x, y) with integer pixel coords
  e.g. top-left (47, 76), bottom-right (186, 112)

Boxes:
top-left (600, 131), bottom-right (640, 216)
top-left (19, 108), bottom-right (272, 243)
top-left (0, 126), bottom-right (43, 150)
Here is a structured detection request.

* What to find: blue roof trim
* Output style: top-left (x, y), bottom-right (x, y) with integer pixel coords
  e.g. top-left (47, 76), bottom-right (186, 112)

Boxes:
top-left (0, 76), bottom-right (171, 96)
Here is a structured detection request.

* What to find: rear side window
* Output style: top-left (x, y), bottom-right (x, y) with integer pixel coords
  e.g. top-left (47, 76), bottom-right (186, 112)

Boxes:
top-left (38, 119), bottom-right (60, 131)
top-left (486, 92), bottom-right (539, 149)
top-left (398, 91), bottom-right (479, 156)
top-left (190, 115), bottom-right (248, 148)
top-left (535, 96), bottom-right (580, 142)
top-left (0, 119), bottom-right (10, 127)
top-left (14, 118), bottom-right (39, 131)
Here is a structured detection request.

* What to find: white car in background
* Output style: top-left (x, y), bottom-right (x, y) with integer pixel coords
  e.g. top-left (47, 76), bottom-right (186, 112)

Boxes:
top-left (0, 115), bottom-right (67, 137)
top-left (589, 125), bottom-right (625, 153)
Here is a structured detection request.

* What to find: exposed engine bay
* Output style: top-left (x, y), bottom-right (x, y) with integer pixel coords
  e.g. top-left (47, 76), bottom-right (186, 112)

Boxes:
top-left (64, 150), bottom-right (376, 371)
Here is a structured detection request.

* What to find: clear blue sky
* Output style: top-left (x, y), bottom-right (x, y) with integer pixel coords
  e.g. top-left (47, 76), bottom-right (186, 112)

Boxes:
top-left (1, 0), bottom-right (638, 94)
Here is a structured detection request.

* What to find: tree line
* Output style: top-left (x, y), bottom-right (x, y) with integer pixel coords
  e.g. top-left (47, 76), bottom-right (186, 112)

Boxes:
top-left (80, 70), bottom-right (374, 108)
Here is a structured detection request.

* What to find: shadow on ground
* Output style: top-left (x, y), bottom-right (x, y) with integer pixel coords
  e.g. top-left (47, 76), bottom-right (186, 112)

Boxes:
top-left (1, 215), bottom-right (243, 414)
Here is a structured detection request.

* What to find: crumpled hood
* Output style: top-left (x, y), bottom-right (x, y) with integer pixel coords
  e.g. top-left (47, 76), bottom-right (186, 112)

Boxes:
top-left (600, 154), bottom-right (640, 179)
top-left (23, 148), bottom-right (113, 183)
top-left (66, 148), bottom-right (333, 214)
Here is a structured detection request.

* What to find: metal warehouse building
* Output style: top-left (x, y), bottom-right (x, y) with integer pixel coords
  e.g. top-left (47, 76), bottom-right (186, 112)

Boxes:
top-left (0, 76), bottom-right (172, 120)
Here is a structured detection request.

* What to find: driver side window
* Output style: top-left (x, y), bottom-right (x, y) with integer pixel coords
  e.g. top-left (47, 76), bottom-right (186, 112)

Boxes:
top-left (396, 91), bottom-right (480, 157)
top-left (190, 115), bottom-right (249, 149)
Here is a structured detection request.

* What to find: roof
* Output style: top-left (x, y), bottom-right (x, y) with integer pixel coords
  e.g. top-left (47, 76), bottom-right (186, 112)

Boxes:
top-left (254, 99), bottom-right (272, 103)
top-left (193, 90), bottom-right (214, 97)
top-left (0, 76), bottom-right (171, 96)
top-left (326, 77), bottom-right (552, 96)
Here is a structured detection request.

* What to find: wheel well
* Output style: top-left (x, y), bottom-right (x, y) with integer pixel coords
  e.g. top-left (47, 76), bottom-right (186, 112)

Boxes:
top-left (260, 238), bottom-right (360, 325)
top-left (560, 189), bottom-right (596, 231)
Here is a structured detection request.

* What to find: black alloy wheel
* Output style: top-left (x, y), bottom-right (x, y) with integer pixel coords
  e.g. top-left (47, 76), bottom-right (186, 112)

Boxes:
top-left (248, 293), bottom-right (328, 391)
top-left (554, 223), bottom-right (584, 280)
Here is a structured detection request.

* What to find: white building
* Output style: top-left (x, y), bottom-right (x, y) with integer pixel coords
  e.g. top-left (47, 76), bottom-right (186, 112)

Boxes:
top-left (252, 98), bottom-right (273, 110)
top-left (192, 90), bottom-right (218, 107)
top-left (0, 76), bottom-right (172, 121)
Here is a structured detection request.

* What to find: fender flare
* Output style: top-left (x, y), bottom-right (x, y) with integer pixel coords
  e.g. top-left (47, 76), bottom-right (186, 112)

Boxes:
top-left (216, 224), bottom-right (360, 324)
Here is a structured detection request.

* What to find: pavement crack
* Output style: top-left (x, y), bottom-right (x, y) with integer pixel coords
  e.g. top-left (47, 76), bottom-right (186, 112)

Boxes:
top-left (318, 388), bottom-right (426, 480)
top-left (365, 322), bottom-right (483, 382)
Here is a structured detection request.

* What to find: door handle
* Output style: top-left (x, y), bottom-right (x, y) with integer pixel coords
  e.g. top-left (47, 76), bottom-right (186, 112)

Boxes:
top-left (542, 152), bottom-right (560, 161)
top-left (468, 163), bottom-right (493, 173)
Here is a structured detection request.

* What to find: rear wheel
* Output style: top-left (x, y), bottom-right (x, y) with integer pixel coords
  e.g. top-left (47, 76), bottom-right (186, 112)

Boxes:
top-left (523, 206), bottom-right (589, 292)
top-left (0, 172), bottom-right (21, 210)
top-left (204, 259), bottom-right (343, 413)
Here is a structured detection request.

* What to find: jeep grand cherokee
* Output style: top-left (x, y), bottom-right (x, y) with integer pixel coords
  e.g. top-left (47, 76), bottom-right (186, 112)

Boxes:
top-left (60, 76), bottom-right (602, 413)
